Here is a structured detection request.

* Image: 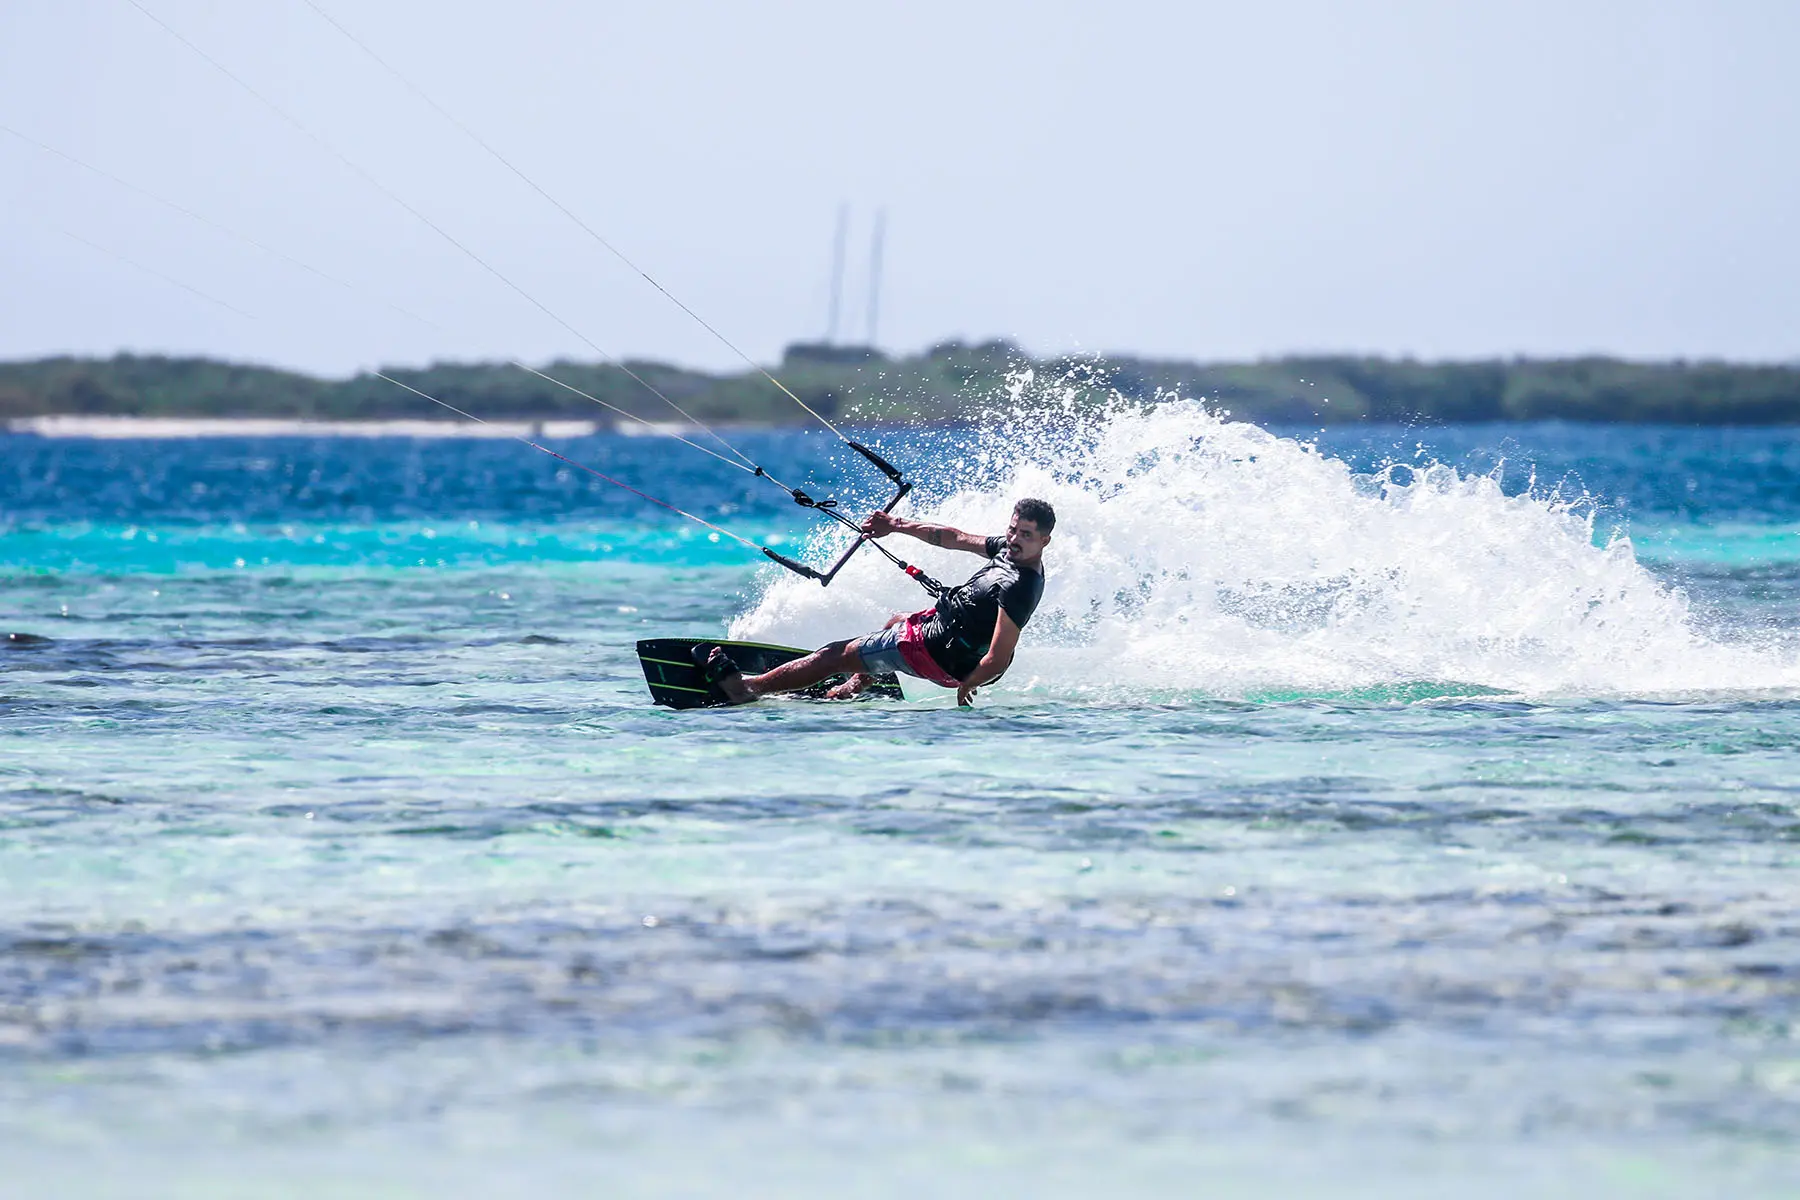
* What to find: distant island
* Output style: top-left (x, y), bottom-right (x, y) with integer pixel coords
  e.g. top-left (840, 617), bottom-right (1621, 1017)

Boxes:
top-left (5, 342), bottom-right (1800, 426)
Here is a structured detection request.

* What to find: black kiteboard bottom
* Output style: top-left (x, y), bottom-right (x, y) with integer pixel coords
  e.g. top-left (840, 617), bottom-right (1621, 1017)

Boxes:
top-left (636, 637), bottom-right (904, 710)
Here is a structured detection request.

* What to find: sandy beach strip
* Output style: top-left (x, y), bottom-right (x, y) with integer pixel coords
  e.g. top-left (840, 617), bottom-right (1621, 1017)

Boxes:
top-left (4, 416), bottom-right (618, 439)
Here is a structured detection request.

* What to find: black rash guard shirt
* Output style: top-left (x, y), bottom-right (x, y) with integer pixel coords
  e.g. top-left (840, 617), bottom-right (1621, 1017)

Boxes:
top-left (917, 536), bottom-right (1045, 680)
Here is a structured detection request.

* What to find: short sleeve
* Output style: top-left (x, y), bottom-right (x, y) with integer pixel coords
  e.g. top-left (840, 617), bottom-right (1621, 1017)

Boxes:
top-left (984, 535), bottom-right (1005, 558)
top-left (997, 572), bottom-right (1042, 629)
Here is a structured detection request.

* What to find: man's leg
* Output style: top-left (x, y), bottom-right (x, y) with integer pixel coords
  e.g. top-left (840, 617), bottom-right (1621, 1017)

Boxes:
top-left (823, 672), bottom-right (873, 700)
top-left (707, 639), bottom-right (866, 704)
top-left (824, 613), bottom-right (909, 700)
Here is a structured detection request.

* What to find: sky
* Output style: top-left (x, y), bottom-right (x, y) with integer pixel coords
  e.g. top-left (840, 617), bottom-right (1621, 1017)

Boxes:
top-left (2, 0), bottom-right (1797, 377)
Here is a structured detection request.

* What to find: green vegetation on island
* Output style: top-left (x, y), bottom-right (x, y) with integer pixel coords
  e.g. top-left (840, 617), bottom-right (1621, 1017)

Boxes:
top-left (5, 343), bottom-right (1800, 425)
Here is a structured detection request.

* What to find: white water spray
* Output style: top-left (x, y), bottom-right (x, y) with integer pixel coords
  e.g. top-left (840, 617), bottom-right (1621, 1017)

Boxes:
top-left (731, 389), bottom-right (1800, 699)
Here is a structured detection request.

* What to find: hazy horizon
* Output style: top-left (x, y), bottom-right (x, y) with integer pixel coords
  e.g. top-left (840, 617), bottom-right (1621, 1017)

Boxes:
top-left (9, 342), bottom-right (1800, 383)
top-left (4, 1), bottom-right (1797, 377)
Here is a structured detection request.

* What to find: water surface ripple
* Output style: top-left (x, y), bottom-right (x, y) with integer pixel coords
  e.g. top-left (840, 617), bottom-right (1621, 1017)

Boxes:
top-left (4, 422), bottom-right (1798, 1197)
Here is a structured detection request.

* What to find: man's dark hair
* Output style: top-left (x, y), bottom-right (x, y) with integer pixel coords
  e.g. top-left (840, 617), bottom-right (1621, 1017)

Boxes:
top-left (1014, 497), bottom-right (1056, 533)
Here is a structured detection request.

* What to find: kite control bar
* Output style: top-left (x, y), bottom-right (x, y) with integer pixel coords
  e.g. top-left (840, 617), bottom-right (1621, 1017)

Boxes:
top-left (847, 441), bottom-right (906, 486)
top-left (760, 440), bottom-right (943, 596)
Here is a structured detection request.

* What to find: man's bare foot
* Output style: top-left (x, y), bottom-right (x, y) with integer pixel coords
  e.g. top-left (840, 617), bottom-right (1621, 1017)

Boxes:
top-left (825, 672), bottom-right (874, 700)
top-left (697, 645), bottom-right (755, 704)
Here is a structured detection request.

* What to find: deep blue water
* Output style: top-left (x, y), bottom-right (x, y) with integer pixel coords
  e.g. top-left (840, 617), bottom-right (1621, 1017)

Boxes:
top-left (10, 421), bottom-right (1800, 527)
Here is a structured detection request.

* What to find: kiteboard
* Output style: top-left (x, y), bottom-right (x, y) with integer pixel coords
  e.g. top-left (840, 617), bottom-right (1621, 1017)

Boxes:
top-left (636, 638), bottom-right (904, 710)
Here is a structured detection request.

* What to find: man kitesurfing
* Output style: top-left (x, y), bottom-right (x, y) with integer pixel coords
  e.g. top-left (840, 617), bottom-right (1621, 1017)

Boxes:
top-left (75, 0), bottom-right (1041, 713)
top-left (699, 498), bottom-right (1055, 707)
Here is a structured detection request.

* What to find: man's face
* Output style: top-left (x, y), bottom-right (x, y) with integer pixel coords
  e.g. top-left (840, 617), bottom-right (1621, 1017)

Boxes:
top-left (1006, 513), bottom-right (1050, 561)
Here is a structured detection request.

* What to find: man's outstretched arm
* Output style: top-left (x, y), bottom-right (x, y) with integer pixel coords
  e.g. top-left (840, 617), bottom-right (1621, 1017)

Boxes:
top-left (861, 510), bottom-right (990, 554)
top-left (956, 610), bottom-right (1022, 707)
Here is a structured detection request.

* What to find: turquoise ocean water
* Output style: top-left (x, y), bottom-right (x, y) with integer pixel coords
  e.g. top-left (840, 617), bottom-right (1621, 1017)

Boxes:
top-left (4, 404), bottom-right (1799, 1196)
